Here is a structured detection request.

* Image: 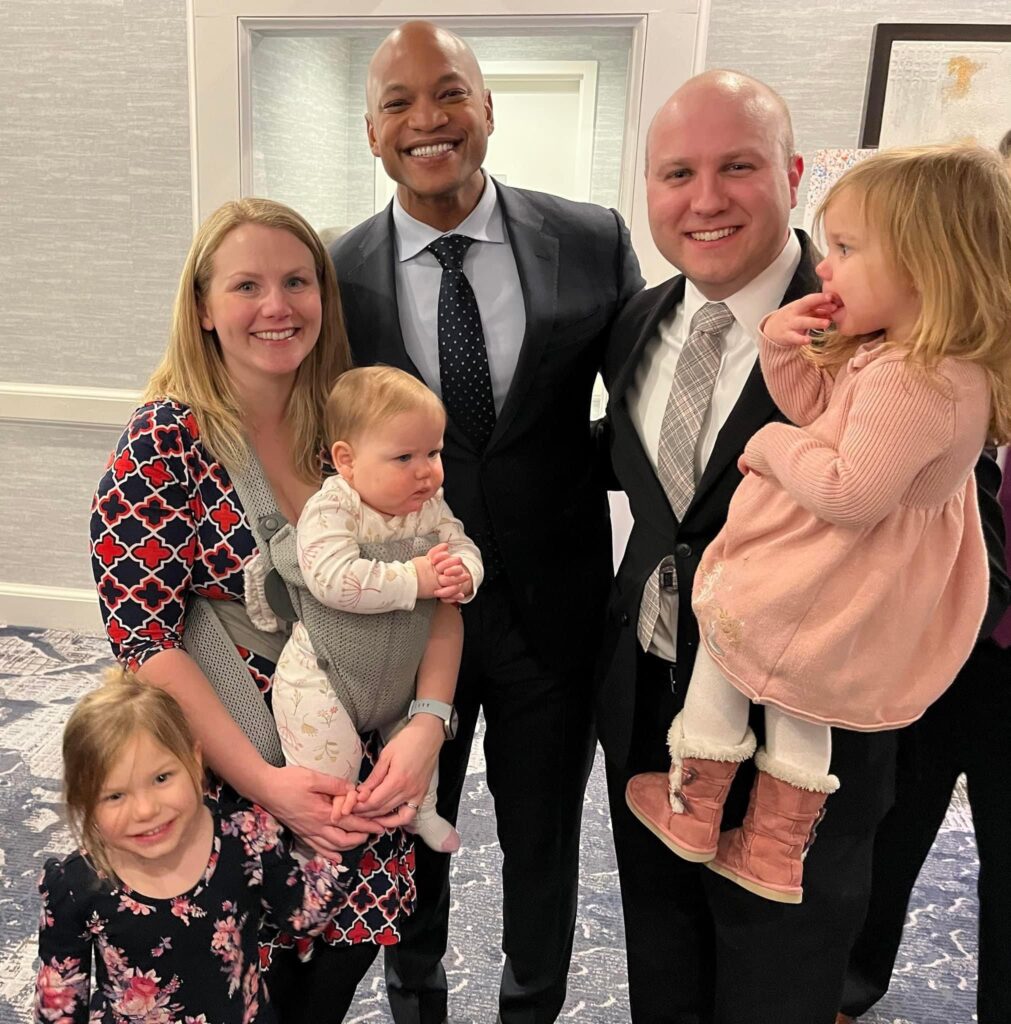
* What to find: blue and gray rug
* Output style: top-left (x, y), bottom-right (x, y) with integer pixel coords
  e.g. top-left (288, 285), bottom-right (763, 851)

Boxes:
top-left (0, 625), bottom-right (982, 1023)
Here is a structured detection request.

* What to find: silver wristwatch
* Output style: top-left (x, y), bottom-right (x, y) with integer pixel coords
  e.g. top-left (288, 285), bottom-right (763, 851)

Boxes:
top-left (407, 699), bottom-right (459, 740)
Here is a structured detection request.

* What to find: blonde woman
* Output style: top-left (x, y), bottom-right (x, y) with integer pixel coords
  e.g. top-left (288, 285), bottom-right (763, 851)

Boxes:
top-left (90, 198), bottom-right (431, 1020)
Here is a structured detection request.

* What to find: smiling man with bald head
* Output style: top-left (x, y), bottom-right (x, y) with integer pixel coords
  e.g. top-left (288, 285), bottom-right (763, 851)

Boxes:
top-left (594, 70), bottom-right (898, 1022)
top-left (364, 22), bottom-right (491, 228)
top-left (331, 20), bottom-right (642, 1024)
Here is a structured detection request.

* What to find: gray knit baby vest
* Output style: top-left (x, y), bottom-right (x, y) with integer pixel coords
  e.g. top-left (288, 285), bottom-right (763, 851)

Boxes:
top-left (232, 450), bottom-right (436, 735)
top-left (263, 513), bottom-right (437, 734)
top-left (182, 450), bottom-right (436, 765)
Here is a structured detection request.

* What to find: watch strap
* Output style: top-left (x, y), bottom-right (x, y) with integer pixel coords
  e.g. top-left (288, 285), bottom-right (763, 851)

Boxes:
top-left (408, 699), bottom-right (455, 737)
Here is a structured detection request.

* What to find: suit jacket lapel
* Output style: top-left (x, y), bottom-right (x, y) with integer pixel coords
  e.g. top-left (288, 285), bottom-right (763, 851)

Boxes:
top-left (342, 205), bottom-right (479, 453)
top-left (607, 278), bottom-right (686, 526)
top-left (609, 277), bottom-right (685, 403)
top-left (342, 205), bottom-right (418, 374)
top-left (487, 184), bottom-right (558, 451)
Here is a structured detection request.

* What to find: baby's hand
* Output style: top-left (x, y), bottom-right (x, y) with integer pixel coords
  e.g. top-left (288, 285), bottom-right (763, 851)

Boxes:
top-left (429, 545), bottom-right (473, 603)
top-left (332, 786), bottom-right (359, 819)
top-left (412, 553), bottom-right (440, 599)
top-left (763, 292), bottom-right (839, 347)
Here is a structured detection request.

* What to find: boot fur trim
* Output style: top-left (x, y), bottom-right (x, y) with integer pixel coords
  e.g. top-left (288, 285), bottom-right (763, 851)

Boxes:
top-left (666, 713), bottom-right (757, 813)
top-left (666, 714), bottom-right (757, 764)
top-left (754, 747), bottom-right (840, 794)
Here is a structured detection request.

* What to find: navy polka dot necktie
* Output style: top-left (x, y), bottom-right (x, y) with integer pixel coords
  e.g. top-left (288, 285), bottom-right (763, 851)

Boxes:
top-left (427, 234), bottom-right (497, 450)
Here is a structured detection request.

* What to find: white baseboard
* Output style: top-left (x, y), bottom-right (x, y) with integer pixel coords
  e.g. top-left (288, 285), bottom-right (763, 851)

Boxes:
top-left (0, 583), bottom-right (105, 635)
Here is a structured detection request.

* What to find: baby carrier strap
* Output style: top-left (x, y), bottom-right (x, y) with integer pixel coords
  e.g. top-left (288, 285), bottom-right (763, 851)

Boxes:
top-left (228, 453), bottom-right (437, 734)
top-left (182, 595), bottom-right (287, 766)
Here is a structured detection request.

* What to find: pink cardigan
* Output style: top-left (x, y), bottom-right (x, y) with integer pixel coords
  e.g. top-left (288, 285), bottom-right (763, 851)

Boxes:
top-left (692, 334), bottom-right (990, 731)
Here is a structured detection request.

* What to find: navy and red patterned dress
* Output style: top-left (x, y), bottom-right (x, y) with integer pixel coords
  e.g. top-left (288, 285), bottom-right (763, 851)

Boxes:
top-left (35, 800), bottom-right (357, 1023)
top-left (89, 400), bottom-right (414, 954)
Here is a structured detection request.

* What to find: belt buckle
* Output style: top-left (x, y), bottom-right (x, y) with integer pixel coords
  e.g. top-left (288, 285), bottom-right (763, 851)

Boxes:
top-left (659, 561), bottom-right (676, 593)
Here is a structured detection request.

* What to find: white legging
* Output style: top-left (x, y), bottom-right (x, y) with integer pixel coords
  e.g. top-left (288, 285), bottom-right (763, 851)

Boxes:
top-left (682, 643), bottom-right (832, 776)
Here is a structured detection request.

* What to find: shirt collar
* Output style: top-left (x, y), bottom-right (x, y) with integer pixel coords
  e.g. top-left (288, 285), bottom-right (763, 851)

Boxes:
top-left (682, 230), bottom-right (803, 341)
top-left (392, 174), bottom-right (506, 262)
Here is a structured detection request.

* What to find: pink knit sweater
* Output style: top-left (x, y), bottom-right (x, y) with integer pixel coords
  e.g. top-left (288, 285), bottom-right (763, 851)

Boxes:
top-left (692, 333), bottom-right (990, 731)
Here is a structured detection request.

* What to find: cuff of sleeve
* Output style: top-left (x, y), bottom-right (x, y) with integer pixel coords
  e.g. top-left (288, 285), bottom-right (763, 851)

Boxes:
top-left (457, 557), bottom-right (484, 604)
top-left (123, 639), bottom-right (186, 671)
top-left (404, 560), bottom-right (420, 609)
top-left (743, 424), bottom-right (777, 476)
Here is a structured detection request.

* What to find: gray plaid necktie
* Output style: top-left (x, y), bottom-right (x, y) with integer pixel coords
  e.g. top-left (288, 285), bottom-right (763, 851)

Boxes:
top-left (637, 300), bottom-right (734, 651)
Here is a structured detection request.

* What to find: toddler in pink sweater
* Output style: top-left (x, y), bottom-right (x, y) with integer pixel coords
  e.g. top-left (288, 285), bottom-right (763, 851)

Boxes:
top-left (627, 145), bottom-right (1011, 903)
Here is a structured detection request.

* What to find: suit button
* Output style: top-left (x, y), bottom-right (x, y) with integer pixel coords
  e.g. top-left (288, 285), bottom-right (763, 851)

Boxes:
top-left (675, 542), bottom-right (692, 558)
top-left (316, 656), bottom-right (329, 671)
top-left (620, 612), bottom-right (630, 626)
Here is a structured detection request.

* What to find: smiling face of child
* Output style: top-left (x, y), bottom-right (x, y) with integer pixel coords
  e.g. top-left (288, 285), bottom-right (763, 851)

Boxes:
top-left (93, 729), bottom-right (206, 876)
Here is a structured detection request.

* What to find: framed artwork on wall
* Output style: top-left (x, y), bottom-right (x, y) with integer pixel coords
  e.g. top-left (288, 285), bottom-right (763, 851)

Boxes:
top-left (860, 23), bottom-right (1011, 150)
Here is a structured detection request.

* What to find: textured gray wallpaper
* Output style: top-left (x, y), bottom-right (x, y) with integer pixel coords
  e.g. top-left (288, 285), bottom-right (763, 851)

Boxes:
top-left (0, 422), bottom-right (120, 590)
top-left (251, 33), bottom-right (354, 231)
top-left (0, 0), bottom-right (192, 390)
top-left (705, 2), bottom-right (1011, 223)
top-left (1, 1), bottom-right (191, 608)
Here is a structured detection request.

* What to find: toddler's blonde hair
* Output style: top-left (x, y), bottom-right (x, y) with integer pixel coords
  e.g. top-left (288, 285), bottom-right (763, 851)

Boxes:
top-left (811, 144), bottom-right (1011, 442)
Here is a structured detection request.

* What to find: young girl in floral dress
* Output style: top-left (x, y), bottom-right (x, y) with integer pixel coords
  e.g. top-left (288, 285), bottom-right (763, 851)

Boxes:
top-left (35, 669), bottom-right (357, 1023)
top-left (627, 144), bottom-right (1011, 904)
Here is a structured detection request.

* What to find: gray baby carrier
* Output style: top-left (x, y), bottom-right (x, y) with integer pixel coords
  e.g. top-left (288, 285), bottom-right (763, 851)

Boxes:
top-left (183, 449), bottom-right (436, 765)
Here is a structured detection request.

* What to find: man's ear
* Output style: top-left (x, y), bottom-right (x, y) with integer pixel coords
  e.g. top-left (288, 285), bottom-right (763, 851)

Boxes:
top-left (485, 89), bottom-right (494, 137)
top-left (366, 114), bottom-right (381, 158)
top-left (332, 440), bottom-right (355, 480)
top-left (787, 153), bottom-right (804, 210)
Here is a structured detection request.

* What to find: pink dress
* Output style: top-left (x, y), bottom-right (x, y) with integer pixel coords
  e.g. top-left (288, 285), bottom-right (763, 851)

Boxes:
top-left (692, 334), bottom-right (990, 731)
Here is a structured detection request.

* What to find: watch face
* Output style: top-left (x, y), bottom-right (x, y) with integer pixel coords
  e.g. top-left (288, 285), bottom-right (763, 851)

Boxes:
top-left (447, 706), bottom-right (460, 740)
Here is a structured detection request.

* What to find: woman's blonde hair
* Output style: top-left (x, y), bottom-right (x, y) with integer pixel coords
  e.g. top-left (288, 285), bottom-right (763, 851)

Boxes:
top-left (324, 366), bottom-right (445, 447)
top-left (145, 197), bottom-right (353, 481)
top-left (62, 667), bottom-right (203, 882)
top-left (811, 144), bottom-right (1011, 441)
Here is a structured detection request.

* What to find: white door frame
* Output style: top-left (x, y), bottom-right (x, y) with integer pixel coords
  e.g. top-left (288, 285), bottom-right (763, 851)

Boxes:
top-left (188, 0), bottom-right (711, 285)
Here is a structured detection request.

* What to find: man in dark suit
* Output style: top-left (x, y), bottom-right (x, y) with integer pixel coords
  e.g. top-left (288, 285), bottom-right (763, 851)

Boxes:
top-left (838, 456), bottom-right (1010, 1023)
top-left (330, 21), bottom-right (643, 1024)
top-left (596, 70), bottom-right (898, 1024)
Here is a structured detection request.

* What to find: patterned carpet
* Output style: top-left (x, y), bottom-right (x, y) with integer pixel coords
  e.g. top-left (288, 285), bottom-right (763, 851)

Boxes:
top-left (0, 624), bottom-right (982, 1024)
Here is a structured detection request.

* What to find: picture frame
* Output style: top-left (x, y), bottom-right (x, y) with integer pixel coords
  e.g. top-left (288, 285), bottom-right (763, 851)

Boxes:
top-left (859, 23), bottom-right (1011, 148)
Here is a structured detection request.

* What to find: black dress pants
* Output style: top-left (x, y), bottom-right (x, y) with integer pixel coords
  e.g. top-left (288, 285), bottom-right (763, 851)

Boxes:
top-left (268, 939), bottom-right (380, 1022)
top-left (607, 649), bottom-right (878, 1024)
top-left (385, 581), bottom-right (597, 1024)
top-left (840, 640), bottom-right (1011, 1023)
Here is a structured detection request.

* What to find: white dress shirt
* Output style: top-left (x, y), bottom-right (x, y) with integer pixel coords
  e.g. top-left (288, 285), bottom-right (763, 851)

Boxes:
top-left (392, 176), bottom-right (526, 414)
top-left (628, 231), bottom-right (803, 661)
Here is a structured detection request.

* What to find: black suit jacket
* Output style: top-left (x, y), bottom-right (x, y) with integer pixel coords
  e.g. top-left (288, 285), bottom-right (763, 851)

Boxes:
top-left (330, 183), bottom-right (644, 670)
top-left (595, 229), bottom-right (1008, 836)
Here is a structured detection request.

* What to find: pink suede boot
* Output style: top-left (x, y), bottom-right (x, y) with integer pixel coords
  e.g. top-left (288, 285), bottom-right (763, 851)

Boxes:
top-left (707, 747), bottom-right (839, 903)
top-left (626, 713), bottom-right (756, 862)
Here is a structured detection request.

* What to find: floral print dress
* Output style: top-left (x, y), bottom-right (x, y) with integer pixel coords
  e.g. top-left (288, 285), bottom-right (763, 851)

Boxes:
top-left (35, 801), bottom-right (354, 1023)
top-left (89, 401), bottom-right (415, 952)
